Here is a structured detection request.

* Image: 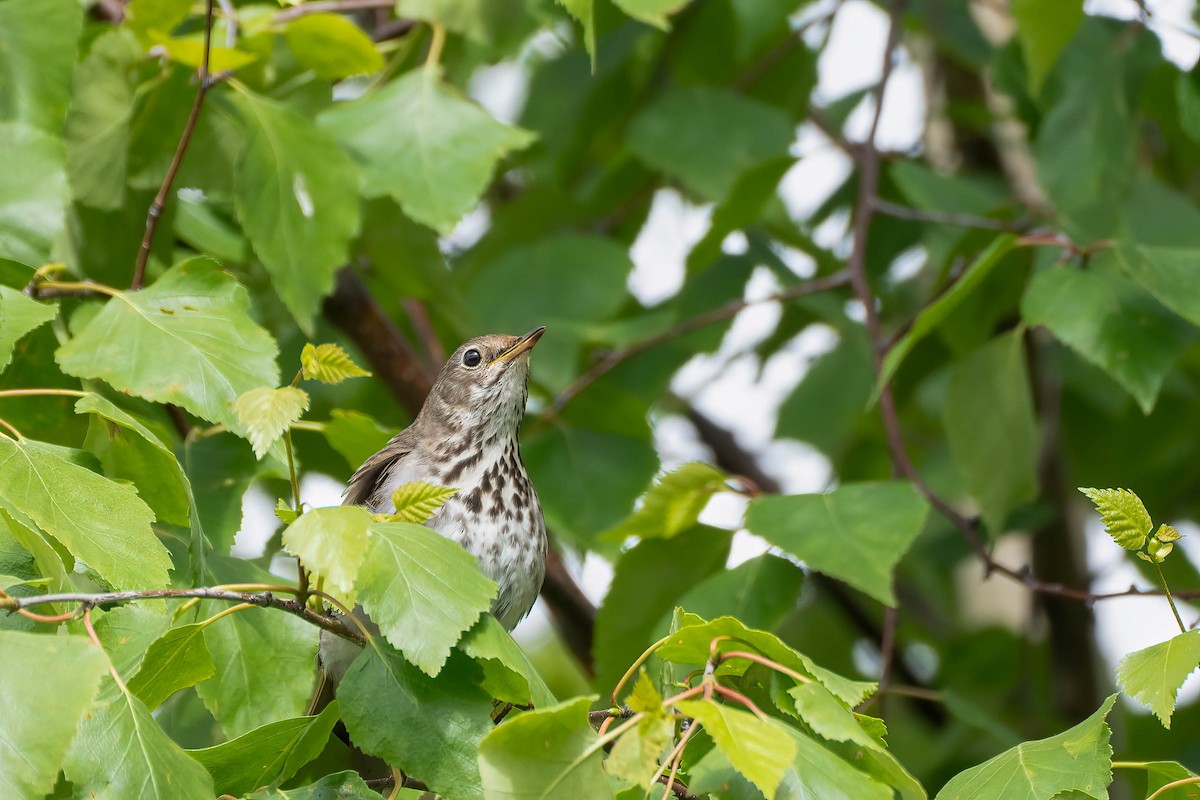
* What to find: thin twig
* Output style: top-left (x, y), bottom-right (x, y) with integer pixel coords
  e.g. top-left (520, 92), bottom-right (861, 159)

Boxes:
top-left (548, 271), bottom-right (851, 416)
top-left (132, 0), bottom-right (219, 290)
top-left (0, 587), bottom-right (365, 645)
top-left (871, 198), bottom-right (1026, 232)
top-left (274, 0), bottom-right (394, 23)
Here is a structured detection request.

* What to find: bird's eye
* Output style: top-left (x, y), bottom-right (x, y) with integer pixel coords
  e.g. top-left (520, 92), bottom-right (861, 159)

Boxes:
top-left (463, 349), bottom-right (482, 367)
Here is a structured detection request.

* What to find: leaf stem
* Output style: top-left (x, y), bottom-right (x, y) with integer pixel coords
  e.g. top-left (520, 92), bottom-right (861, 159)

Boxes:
top-left (1148, 776), bottom-right (1200, 800)
top-left (1152, 559), bottom-right (1188, 634)
top-left (197, 601), bottom-right (256, 628)
top-left (0, 388), bottom-right (90, 399)
top-left (34, 280), bottom-right (121, 298)
top-left (611, 634), bottom-right (672, 706)
top-left (0, 417), bottom-right (24, 440)
top-left (425, 23), bottom-right (446, 68)
top-left (83, 606), bottom-right (129, 694)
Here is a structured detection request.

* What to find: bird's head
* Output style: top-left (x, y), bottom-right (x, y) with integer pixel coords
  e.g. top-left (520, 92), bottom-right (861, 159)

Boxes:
top-left (422, 326), bottom-right (545, 438)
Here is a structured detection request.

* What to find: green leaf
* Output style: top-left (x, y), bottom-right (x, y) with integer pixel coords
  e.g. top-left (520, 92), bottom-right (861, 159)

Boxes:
top-left (245, 770), bottom-right (379, 800)
top-left (745, 481), bottom-right (930, 606)
top-left (1118, 761), bottom-right (1197, 800)
top-left (284, 14), bottom-right (383, 79)
top-left (627, 85), bottom-right (793, 200)
top-left (66, 29), bottom-right (139, 210)
top-left (785, 727), bottom-right (894, 800)
top-left (1116, 629), bottom-right (1200, 729)
top-left (1011, 0), bottom-right (1083, 94)
top-left (234, 386), bottom-right (310, 460)
top-left (658, 613), bottom-right (876, 706)
top-left (558, 0), bottom-right (595, 62)
top-left (319, 65), bottom-right (535, 233)
top-left (0, 122), bottom-right (69, 266)
top-left (605, 708), bottom-right (673, 787)
top-left (878, 234), bottom-right (1016, 393)
top-left (612, 0), bottom-right (691, 29)
top-left (1078, 487), bottom-right (1153, 551)
top-left (458, 613), bottom-right (557, 708)
top-left (355, 521), bottom-right (497, 675)
top-left (188, 702), bottom-right (341, 797)
top-left (339, 643), bottom-right (492, 800)
top-left (282, 505), bottom-right (373, 598)
top-left (195, 556), bottom-right (318, 737)
top-left (673, 553), bottom-right (805, 633)
top-left (0, 509), bottom-right (71, 610)
top-left (0, 437), bottom-right (170, 591)
top-left (89, 605), bottom-right (171, 701)
top-left (76, 392), bottom-right (191, 527)
top-left (65, 686), bottom-right (215, 800)
top-left (300, 342), bottom-right (371, 384)
top-left (0, 285), bottom-right (57, 371)
top-left (478, 696), bottom-right (614, 800)
top-left (322, 409), bottom-right (393, 469)
top-left (185, 431), bottom-right (258, 554)
top-left (275, 499), bottom-right (299, 525)
top-left (933, 695), bottom-right (1116, 800)
top-left (234, 91), bottom-right (361, 330)
top-left (127, 622), bottom-right (215, 710)
top-left (0, 630), bottom-right (108, 800)
top-left (1021, 265), bottom-right (1194, 413)
top-left (676, 699), bottom-right (796, 797)
top-left (0, 0), bottom-right (83, 131)
top-left (56, 259), bottom-right (281, 429)
top-left (600, 462), bottom-right (725, 541)
top-left (389, 481), bottom-right (459, 523)
top-left (1115, 243), bottom-right (1200, 328)
top-left (393, 0), bottom-right (534, 47)
top-left (943, 332), bottom-right (1038, 535)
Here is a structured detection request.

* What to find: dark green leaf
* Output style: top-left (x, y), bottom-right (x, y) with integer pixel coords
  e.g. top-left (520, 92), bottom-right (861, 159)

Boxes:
top-left (1116, 243), bottom-right (1200, 328)
top-left (322, 409), bottom-right (393, 470)
top-left (1011, 0), bottom-right (1083, 94)
top-left (458, 613), bottom-right (556, 707)
top-left (0, 286), bottom-right (57, 371)
top-left (245, 770), bottom-right (379, 800)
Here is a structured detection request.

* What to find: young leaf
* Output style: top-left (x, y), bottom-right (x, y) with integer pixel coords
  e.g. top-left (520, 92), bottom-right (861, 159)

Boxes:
top-left (0, 437), bottom-right (170, 591)
top-left (605, 712), bottom-right (674, 787)
top-left (281, 505), bottom-right (373, 597)
top-left (283, 14), bottom-right (383, 79)
top-left (389, 481), bottom-right (458, 523)
top-left (1078, 487), bottom-right (1153, 551)
top-left (600, 462), bottom-right (726, 541)
top-left (0, 285), bottom-right (57, 371)
top-left (745, 481), bottom-right (930, 606)
top-left (318, 65), bottom-right (536, 234)
top-left (234, 91), bottom-right (362, 331)
top-left (56, 259), bottom-right (281, 429)
top-left (300, 342), bottom-right (371, 384)
top-left (65, 686), bottom-right (215, 800)
top-left (234, 386), bottom-right (310, 460)
top-left (0, 630), bottom-right (108, 800)
top-left (188, 702), bottom-right (341, 797)
top-left (1116, 629), bottom-right (1200, 729)
top-left (478, 696), bottom-right (613, 800)
top-left (355, 521), bottom-right (497, 675)
top-left (933, 695), bottom-right (1116, 800)
top-left (275, 498), bottom-right (299, 525)
top-left (676, 699), bottom-right (797, 797)
top-left (126, 622), bottom-right (216, 711)
top-left (339, 644), bottom-right (493, 800)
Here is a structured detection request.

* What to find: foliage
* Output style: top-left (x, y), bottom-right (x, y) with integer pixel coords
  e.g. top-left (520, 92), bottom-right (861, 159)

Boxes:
top-left (4, 0), bottom-right (1200, 798)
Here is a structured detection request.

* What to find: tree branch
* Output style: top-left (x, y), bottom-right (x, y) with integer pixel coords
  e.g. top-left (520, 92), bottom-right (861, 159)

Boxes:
top-left (0, 587), bottom-right (365, 645)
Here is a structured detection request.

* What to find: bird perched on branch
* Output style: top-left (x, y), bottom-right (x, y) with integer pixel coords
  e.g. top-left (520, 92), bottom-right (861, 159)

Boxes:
top-left (318, 327), bottom-right (548, 685)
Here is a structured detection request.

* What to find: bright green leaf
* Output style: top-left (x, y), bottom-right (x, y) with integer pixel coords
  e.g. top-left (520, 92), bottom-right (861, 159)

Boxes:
top-left (149, 31), bottom-right (259, 72)
top-left (0, 630), bottom-right (108, 800)
top-left (627, 85), bottom-right (793, 200)
top-left (676, 699), bottom-right (796, 797)
top-left (612, 0), bottom-right (691, 29)
top-left (627, 670), bottom-right (664, 714)
top-left (300, 342), bottom-right (371, 384)
top-left (0, 509), bottom-right (70, 611)
top-left (56, 259), bottom-right (281, 429)
top-left (1116, 629), bottom-right (1200, 729)
top-left (0, 286), bottom-right (57, 371)
top-left (388, 481), bottom-right (459, 523)
top-left (605, 711), bottom-right (673, 787)
top-left (0, 437), bottom-right (169, 591)
top-left (319, 65), bottom-right (535, 233)
top-left (458, 613), bottom-right (556, 708)
top-left (943, 332), bottom-right (1038, 535)
top-left (235, 386), bottom-right (310, 460)
top-left (0, 0), bottom-right (83, 131)
top-left (127, 622), bottom-right (216, 710)
top-left (284, 14), bottom-right (383, 79)
top-left (745, 481), bottom-right (930, 606)
top-left (785, 727), bottom-right (894, 800)
top-left (339, 643), bottom-right (493, 800)
top-left (282, 505), bottom-right (373, 598)
top-left (1011, 0), bottom-right (1083, 94)
top-left (275, 498), bottom-right (299, 525)
top-left (600, 462), bottom-right (725, 541)
top-left (355, 521), bottom-right (497, 675)
top-left (478, 696), bottom-right (614, 800)
top-left (0, 122), bottom-right (69, 266)
top-left (234, 91), bottom-right (361, 330)
top-left (1078, 487), bottom-right (1153, 551)
top-left (933, 695), bottom-right (1115, 800)
top-left (188, 702), bottom-right (341, 797)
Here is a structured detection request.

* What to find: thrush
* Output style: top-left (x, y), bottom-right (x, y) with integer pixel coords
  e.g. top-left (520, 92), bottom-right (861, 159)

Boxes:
top-left (318, 327), bottom-right (548, 685)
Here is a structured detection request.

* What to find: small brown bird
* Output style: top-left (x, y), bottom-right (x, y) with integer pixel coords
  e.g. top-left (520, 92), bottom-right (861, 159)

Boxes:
top-left (319, 328), bottom-right (548, 683)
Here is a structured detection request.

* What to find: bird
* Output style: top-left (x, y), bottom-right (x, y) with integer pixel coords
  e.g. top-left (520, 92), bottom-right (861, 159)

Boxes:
top-left (317, 327), bottom-right (548, 686)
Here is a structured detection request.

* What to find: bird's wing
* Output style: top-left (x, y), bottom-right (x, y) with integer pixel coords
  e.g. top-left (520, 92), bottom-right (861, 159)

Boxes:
top-left (342, 430), bottom-right (413, 508)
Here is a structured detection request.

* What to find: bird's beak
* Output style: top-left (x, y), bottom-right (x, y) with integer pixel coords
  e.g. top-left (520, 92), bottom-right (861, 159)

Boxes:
top-left (491, 326), bottom-right (546, 366)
